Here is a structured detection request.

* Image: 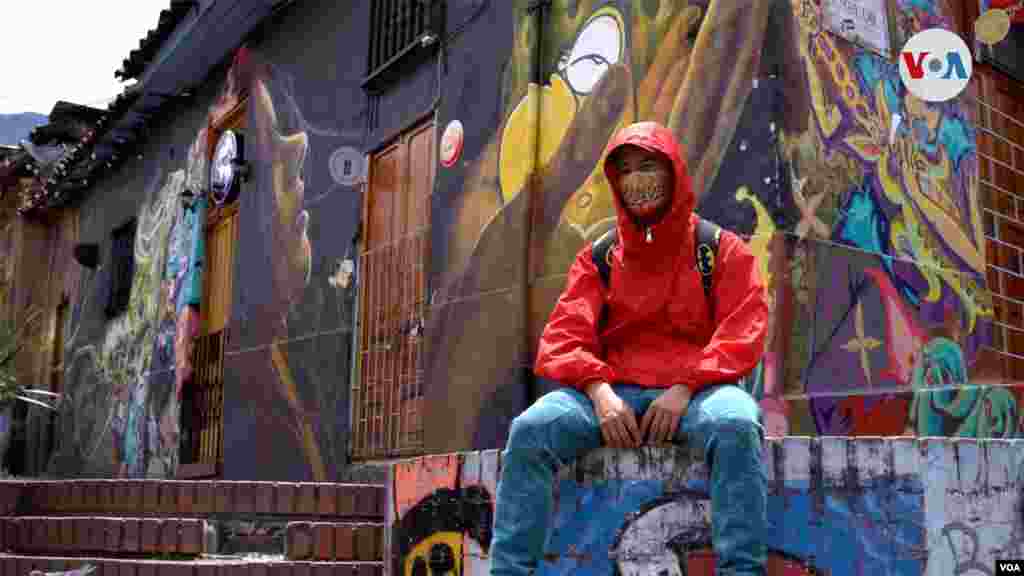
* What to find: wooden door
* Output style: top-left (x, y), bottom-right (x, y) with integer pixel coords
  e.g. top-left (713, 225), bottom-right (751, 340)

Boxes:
top-left (353, 118), bottom-right (434, 459)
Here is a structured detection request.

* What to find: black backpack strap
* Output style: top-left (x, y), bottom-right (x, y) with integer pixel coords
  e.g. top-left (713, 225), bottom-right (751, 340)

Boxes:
top-left (591, 228), bottom-right (618, 288)
top-left (695, 217), bottom-right (722, 315)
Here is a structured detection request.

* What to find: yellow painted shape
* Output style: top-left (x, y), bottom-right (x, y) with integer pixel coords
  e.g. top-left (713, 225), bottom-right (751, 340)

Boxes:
top-left (735, 186), bottom-right (776, 289)
top-left (403, 531), bottom-right (463, 576)
top-left (499, 75), bottom-right (576, 204)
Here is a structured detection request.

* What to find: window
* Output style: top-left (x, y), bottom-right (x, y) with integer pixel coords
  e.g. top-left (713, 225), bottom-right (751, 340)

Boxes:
top-left (364, 0), bottom-right (445, 92)
top-left (352, 118), bottom-right (434, 460)
top-left (105, 219), bottom-right (136, 317)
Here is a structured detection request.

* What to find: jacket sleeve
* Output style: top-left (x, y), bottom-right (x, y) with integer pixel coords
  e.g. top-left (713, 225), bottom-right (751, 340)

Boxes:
top-left (534, 245), bottom-right (617, 391)
top-left (678, 231), bottom-right (769, 393)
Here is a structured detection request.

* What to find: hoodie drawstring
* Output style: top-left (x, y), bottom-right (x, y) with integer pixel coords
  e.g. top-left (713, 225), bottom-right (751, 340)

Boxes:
top-left (645, 226), bottom-right (653, 243)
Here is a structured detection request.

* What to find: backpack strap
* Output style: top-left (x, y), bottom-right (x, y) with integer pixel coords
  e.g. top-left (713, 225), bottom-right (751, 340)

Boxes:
top-left (591, 227), bottom-right (618, 288)
top-left (695, 217), bottom-right (722, 316)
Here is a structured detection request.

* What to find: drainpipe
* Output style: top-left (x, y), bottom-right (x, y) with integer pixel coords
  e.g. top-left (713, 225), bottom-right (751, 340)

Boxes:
top-left (524, 0), bottom-right (549, 404)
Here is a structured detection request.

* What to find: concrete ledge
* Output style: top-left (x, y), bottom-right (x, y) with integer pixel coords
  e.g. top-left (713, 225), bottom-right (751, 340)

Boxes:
top-left (386, 438), bottom-right (1024, 576)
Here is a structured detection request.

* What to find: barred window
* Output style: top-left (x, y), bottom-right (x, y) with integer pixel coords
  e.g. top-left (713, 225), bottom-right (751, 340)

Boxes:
top-left (365, 0), bottom-right (445, 91)
top-left (105, 219), bottom-right (136, 318)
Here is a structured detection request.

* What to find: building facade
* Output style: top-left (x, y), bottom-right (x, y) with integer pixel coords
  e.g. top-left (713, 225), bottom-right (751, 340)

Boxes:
top-left (6, 0), bottom-right (1024, 482)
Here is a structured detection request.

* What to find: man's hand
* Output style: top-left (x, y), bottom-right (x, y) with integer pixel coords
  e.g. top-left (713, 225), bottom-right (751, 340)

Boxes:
top-left (640, 385), bottom-right (692, 445)
top-left (585, 381), bottom-right (641, 448)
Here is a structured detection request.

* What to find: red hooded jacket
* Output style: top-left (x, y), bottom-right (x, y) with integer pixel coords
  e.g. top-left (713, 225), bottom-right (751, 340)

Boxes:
top-left (534, 122), bottom-right (768, 395)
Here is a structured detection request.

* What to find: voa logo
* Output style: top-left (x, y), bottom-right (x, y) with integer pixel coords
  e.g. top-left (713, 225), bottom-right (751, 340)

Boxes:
top-left (898, 28), bottom-right (973, 102)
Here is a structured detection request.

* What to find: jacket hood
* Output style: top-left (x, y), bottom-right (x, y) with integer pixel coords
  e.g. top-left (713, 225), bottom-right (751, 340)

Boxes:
top-left (602, 122), bottom-right (695, 257)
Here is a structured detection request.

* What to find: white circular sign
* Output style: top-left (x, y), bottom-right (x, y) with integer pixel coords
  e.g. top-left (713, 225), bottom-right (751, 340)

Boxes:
top-left (330, 146), bottom-right (365, 186)
top-left (898, 28), bottom-right (972, 103)
top-left (440, 120), bottom-right (464, 168)
top-left (210, 130), bottom-right (242, 205)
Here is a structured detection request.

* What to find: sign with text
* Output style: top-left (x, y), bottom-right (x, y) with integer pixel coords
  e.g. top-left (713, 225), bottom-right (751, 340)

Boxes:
top-left (823, 0), bottom-right (892, 57)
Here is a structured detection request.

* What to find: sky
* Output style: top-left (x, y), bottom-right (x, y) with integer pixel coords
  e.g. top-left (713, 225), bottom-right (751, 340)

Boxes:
top-left (0, 1), bottom-right (171, 115)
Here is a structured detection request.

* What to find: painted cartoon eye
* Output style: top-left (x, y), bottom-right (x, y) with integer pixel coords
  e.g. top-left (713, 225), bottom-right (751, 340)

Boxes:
top-left (561, 11), bottom-right (623, 95)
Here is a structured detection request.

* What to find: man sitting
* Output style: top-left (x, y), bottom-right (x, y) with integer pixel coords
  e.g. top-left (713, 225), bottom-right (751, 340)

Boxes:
top-left (490, 122), bottom-right (770, 576)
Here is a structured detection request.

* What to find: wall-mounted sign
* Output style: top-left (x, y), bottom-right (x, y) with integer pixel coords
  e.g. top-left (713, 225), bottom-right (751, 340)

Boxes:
top-left (822, 0), bottom-right (892, 57)
top-left (330, 146), bottom-right (365, 186)
top-left (440, 120), bottom-right (464, 168)
top-left (210, 130), bottom-right (244, 205)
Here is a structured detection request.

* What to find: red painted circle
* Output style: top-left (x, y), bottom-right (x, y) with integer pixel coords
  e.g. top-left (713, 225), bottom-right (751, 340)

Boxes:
top-left (440, 120), bottom-right (464, 168)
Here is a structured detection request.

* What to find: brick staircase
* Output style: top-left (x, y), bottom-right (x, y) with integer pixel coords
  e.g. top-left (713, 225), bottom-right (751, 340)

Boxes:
top-left (0, 479), bottom-right (386, 575)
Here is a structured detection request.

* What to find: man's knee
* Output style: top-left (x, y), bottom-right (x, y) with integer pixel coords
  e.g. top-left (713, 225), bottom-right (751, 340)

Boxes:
top-left (506, 388), bottom-right (590, 450)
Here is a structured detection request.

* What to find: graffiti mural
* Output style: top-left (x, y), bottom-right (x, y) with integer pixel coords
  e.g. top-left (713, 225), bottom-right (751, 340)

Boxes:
top-left (784, 0), bottom-right (1004, 437)
top-left (391, 453), bottom-right (498, 576)
top-left (61, 158), bottom-right (191, 477)
top-left (223, 45), bottom-right (362, 481)
top-left (389, 441), bottom-right (1024, 576)
top-left (427, 0), bottom-right (793, 453)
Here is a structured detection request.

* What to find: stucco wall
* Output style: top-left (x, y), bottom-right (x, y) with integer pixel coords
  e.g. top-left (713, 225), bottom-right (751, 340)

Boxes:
top-left (387, 439), bottom-right (1024, 576)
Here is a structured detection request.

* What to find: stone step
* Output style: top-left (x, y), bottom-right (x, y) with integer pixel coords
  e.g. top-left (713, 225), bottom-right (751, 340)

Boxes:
top-left (284, 523), bottom-right (383, 562)
top-left (0, 555), bottom-right (383, 576)
top-left (1, 517), bottom-right (215, 556)
top-left (0, 481), bottom-right (384, 520)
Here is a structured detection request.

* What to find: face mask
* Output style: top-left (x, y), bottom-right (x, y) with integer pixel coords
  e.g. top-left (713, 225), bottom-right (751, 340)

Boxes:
top-left (619, 170), bottom-right (671, 221)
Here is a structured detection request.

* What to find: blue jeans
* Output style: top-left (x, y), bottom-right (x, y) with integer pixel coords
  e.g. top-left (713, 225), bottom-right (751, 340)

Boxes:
top-left (490, 382), bottom-right (767, 576)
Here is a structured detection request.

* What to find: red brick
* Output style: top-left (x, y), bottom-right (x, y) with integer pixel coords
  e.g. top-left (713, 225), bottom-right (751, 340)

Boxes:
top-left (311, 565), bottom-right (332, 576)
top-left (124, 481), bottom-right (144, 512)
top-left (291, 563), bottom-right (311, 576)
top-left (160, 481), bottom-right (180, 514)
top-left (215, 482), bottom-right (231, 513)
top-left (67, 480), bottom-right (83, 511)
top-left (141, 518), bottom-right (162, 553)
top-left (286, 521), bottom-right (314, 560)
top-left (97, 480), bottom-right (114, 512)
top-left (91, 517), bottom-right (109, 551)
top-left (120, 562), bottom-right (138, 576)
top-left (160, 519), bottom-right (179, 553)
top-left (359, 486), bottom-right (383, 517)
top-left (122, 518), bottom-right (141, 552)
top-left (107, 518), bottom-right (125, 553)
top-left (277, 483), bottom-right (297, 514)
top-left (297, 484), bottom-right (317, 515)
top-left (334, 525), bottom-right (355, 560)
top-left (177, 482), bottom-right (195, 514)
top-left (179, 519), bottom-right (203, 554)
top-left (234, 482), bottom-right (255, 513)
top-left (60, 517), bottom-right (75, 550)
top-left (248, 563), bottom-right (269, 576)
top-left (46, 518), bottom-right (61, 552)
top-left (253, 482), bottom-right (274, 514)
top-left (195, 482), bottom-right (215, 514)
top-left (317, 484), bottom-right (337, 516)
top-left (356, 524), bottom-right (380, 561)
top-left (337, 487), bottom-right (356, 517)
top-left (144, 482), bottom-right (160, 512)
top-left (0, 483), bottom-right (17, 514)
top-left (72, 517), bottom-right (89, 551)
top-left (312, 523), bottom-right (333, 560)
